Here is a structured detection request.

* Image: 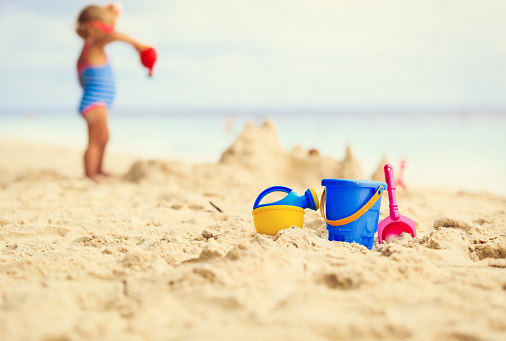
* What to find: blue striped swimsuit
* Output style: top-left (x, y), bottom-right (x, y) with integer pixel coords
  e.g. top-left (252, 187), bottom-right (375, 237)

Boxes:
top-left (78, 57), bottom-right (116, 116)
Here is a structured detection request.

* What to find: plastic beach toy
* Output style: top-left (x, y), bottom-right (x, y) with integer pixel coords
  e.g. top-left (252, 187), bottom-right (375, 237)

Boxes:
top-left (140, 47), bottom-right (157, 77)
top-left (377, 164), bottom-right (416, 243)
top-left (320, 179), bottom-right (387, 249)
top-left (396, 159), bottom-right (407, 190)
top-left (252, 186), bottom-right (319, 236)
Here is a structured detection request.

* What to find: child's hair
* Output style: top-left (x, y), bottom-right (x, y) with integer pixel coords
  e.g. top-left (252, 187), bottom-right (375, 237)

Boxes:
top-left (75, 5), bottom-right (114, 38)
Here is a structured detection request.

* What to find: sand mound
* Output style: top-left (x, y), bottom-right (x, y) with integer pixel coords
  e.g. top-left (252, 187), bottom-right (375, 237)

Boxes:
top-left (126, 120), bottom-right (366, 186)
top-left (220, 120), bottom-right (285, 168)
top-left (371, 156), bottom-right (389, 181)
top-left (220, 120), bottom-right (364, 185)
top-left (124, 159), bottom-right (189, 184)
top-left (123, 119), bottom-right (366, 189)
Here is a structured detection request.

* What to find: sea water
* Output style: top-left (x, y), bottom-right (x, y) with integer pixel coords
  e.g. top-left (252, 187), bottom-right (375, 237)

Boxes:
top-left (1, 107), bottom-right (505, 195)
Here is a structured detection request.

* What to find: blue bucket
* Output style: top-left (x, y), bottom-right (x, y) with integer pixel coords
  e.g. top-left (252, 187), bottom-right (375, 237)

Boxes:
top-left (320, 179), bottom-right (387, 249)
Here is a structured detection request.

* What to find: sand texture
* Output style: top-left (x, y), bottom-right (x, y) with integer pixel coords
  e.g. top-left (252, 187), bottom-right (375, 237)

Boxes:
top-left (1, 121), bottom-right (506, 341)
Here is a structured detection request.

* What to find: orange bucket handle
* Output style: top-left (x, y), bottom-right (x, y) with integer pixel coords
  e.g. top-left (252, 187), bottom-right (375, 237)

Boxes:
top-left (320, 186), bottom-right (384, 226)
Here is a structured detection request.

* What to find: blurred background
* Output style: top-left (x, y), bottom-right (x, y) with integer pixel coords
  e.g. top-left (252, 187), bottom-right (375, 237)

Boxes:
top-left (0, 0), bottom-right (505, 194)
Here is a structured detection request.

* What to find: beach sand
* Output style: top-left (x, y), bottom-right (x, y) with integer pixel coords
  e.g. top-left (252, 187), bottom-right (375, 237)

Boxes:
top-left (1, 120), bottom-right (506, 341)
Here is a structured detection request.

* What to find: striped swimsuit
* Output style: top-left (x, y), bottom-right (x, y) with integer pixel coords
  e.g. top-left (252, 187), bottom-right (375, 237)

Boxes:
top-left (77, 44), bottom-right (116, 116)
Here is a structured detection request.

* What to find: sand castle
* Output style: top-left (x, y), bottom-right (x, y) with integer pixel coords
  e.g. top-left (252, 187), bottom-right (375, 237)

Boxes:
top-left (126, 119), bottom-right (372, 189)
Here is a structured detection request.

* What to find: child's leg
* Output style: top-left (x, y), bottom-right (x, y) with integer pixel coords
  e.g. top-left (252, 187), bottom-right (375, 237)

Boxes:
top-left (83, 106), bottom-right (109, 179)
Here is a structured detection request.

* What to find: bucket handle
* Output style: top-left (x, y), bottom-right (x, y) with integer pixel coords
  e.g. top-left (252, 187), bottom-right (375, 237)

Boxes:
top-left (320, 186), bottom-right (384, 226)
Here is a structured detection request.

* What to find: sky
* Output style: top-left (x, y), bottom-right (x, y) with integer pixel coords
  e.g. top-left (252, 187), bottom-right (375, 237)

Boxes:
top-left (1, 0), bottom-right (506, 111)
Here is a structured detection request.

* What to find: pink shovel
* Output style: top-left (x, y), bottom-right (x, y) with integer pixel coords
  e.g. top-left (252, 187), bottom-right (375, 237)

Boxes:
top-left (377, 164), bottom-right (416, 244)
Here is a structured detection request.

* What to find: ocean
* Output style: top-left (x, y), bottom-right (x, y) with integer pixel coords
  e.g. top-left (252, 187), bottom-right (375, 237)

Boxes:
top-left (1, 107), bottom-right (505, 195)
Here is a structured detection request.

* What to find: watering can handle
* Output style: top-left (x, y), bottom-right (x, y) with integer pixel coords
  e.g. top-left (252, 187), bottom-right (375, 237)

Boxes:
top-left (320, 186), bottom-right (384, 226)
top-left (253, 186), bottom-right (292, 209)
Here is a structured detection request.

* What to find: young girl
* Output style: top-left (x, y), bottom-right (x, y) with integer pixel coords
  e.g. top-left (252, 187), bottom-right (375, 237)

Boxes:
top-left (76, 3), bottom-right (147, 180)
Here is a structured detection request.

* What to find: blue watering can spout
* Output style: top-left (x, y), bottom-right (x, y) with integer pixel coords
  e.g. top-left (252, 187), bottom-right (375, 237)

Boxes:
top-left (303, 188), bottom-right (319, 210)
top-left (253, 186), bottom-right (319, 211)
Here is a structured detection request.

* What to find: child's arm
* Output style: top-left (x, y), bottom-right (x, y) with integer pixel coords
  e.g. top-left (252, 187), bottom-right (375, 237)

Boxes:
top-left (95, 32), bottom-right (146, 52)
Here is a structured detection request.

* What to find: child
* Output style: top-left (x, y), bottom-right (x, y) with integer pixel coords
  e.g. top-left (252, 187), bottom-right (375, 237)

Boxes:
top-left (75, 3), bottom-right (147, 180)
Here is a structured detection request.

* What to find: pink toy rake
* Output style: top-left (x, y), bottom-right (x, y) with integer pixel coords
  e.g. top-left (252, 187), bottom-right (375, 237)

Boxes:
top-left (377, 164), bottom-right (416, 243)
top-left (396, 159), bottom-right (407, 190)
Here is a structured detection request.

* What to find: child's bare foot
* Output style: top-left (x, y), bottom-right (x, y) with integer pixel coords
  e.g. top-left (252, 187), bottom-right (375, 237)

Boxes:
top-left (97, 171), bottom-right (111, 177)
top-left (85, 174), bottom-right (100, 183)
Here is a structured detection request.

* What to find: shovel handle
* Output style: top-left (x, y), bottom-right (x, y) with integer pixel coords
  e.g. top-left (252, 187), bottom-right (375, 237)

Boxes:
top-left (384, 164), bottom-right (400, 220)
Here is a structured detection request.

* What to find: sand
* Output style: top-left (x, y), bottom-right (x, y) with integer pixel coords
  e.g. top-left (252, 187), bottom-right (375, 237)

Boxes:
top-left (1, 121), bottom-right (506, 341)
